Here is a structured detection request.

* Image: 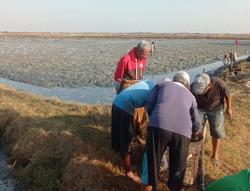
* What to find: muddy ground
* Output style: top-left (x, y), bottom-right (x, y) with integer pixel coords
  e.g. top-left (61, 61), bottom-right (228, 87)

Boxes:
top-left (0, 37), bottom-right (249, 87)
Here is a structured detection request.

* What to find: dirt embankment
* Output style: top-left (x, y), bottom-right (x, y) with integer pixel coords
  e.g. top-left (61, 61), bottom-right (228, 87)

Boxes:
top-left (1, 32), bottom-right (250, 40)
top-left (0, 62), bottom-right (249, 191)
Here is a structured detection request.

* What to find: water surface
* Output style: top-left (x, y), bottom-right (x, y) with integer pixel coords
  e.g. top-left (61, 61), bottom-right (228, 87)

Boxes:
top-left (0, 58), bottom-right (239, 103)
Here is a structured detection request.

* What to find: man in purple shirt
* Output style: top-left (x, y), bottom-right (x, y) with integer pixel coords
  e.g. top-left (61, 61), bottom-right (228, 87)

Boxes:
top-left (141, 71), bottom-right (200, 191)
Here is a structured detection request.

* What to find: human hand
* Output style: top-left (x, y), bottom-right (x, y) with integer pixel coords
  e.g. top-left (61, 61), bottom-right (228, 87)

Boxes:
top-left (191, 131), bottom-right (203, 142)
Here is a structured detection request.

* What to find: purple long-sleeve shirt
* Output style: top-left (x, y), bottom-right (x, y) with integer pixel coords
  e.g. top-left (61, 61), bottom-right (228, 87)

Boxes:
top-left (146, 81), bottom-right (200, 139)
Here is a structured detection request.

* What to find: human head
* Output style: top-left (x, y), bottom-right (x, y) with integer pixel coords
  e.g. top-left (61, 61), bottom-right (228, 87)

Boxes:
top-left (161, 77), bottom-right (171, 82)
top-left (136, 40), bottom-right (150, 60)
top-left (191, 73), bottom-right (211, 94)
top-left (173, 71), bottom-right (190, 89)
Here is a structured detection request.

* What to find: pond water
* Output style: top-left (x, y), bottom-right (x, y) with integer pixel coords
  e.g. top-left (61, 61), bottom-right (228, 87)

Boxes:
top-left (0, 56), bottom-right (248, 103)
top-left (0, 58), bottom-right (239, 103)
top-left (0, 152), bottom-right (21, 191)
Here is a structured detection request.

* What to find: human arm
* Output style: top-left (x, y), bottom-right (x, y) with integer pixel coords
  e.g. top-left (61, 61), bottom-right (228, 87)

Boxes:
top-left (190, 101), bottom-right (201, 133)
top-left (146, 85), bottom-right (159, 116)
top-left (114, 56), bottom-right (128, 93)
top-left (222, 82), bottom-right (232, 119)
top-left (225, 95), bottom-right (232, 119)
top-left (114, 56), bottom-right (128, 83)
top-left (190, 100), bottom-right (202, 141)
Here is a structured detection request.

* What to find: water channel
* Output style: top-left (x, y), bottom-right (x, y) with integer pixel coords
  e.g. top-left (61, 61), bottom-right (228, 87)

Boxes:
top-left (2, 57), bottom-right (248, 104)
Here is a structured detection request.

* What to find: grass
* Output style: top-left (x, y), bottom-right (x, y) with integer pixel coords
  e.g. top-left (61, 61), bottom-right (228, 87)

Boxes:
top-left (202, 62), bottom-right (250, 185)
top-left (203, 80), bottom-right (250, 183)
top-left (0, 63), bottom-right (249, 191)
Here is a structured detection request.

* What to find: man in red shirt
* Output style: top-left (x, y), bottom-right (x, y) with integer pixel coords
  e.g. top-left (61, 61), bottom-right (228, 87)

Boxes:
top-left (114, 40), bottom-right (150, 143)
top-left (114, 40), bottom-right (150, 93)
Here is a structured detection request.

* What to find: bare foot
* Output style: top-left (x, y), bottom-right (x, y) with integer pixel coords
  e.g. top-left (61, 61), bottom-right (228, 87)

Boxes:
top-left (126, 171), bottom-right (141, 183)
top-left (211, 157), bottom-right (220, 166)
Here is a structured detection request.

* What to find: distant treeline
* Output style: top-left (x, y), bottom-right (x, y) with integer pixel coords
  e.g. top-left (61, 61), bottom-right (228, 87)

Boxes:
top-left (0, 31), bottom-right (250, 40)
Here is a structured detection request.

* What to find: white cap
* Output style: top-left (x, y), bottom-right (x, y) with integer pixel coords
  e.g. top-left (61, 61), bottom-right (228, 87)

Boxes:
top-left (173, 71), bottom-right (190, 86)
top-left (191, 73), bottom-right (210, 94)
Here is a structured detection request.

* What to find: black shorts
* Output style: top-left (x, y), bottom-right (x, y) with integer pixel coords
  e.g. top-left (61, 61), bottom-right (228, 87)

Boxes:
top-left (111, 104), bottom-right (133, 157)
top-left (141, 127), bottom-right (190, 191)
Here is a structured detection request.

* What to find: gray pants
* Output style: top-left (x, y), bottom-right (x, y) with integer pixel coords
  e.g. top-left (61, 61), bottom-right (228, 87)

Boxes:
top-left (198, 109), bottom-right (225, 139)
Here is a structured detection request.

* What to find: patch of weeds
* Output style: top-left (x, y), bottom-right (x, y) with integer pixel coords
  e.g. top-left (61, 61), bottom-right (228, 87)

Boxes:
top-left (16, 149), bottom-right (63, 191)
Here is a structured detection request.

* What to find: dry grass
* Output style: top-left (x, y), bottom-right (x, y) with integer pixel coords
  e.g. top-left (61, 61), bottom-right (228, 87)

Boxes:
top-left (202, 64), bottom-right (250, 186)
top-left (0, 63), bottom-right (249, 191)
top-left (0, 85), bottom-right (132, 191)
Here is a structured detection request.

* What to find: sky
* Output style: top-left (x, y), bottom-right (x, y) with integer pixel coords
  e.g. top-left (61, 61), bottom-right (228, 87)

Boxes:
top-left (1, 0), bottom-right (250, 33)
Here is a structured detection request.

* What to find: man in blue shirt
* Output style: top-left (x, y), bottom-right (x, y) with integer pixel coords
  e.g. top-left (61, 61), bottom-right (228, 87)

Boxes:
top-left (141, 71), bottom-right (200, 191)
top-left (111, 80), bottom-right (155, 183)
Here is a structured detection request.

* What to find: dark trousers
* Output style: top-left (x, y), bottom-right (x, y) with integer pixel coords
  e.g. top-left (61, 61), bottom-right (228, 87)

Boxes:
top-left (111, 105), bottom-right (133, 157)
top-left (146, 127), bottom-right (190, 191)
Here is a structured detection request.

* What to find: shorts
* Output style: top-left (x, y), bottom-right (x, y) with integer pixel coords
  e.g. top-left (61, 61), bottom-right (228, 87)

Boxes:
top-left (198, 109), bottom-right (225, 139)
